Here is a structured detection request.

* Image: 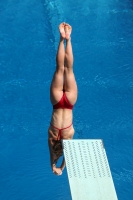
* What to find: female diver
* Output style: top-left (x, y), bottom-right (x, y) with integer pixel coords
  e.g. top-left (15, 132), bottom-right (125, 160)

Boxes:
top-left (48, 22), bottom-right (78, 175)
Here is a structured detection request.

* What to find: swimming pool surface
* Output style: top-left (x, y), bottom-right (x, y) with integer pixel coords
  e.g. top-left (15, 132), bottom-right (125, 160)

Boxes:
top-left (0, 0), bottom-right (133, 199)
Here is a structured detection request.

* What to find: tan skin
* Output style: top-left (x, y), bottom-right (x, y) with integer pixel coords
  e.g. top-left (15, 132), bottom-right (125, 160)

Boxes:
top-left (48, 23), bottom-right (78, 176)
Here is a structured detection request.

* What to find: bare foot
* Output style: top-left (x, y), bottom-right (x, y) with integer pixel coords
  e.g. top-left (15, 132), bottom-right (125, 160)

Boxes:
top-left (52, 164), bottom-right (62, 176)
top-left (59, 22), bottom-right (65, 39)
top-left (64, 23), bottom-right (72, 40)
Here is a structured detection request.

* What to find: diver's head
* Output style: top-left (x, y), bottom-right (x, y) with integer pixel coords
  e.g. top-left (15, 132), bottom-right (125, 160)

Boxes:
top-left (53, 140), bottom-right (63, 156)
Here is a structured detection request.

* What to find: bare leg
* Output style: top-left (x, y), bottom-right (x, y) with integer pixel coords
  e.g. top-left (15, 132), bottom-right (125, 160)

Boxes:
top-left (50, 23), bottom-right (66, 104)
top-left (64, 24), bottom-right (73, 69)
top-left (64, 24), bottom-right (77, 104)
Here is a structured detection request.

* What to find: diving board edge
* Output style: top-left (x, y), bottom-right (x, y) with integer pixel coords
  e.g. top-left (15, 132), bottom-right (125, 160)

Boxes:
top-left (62, 139), bottom-right (118, 200)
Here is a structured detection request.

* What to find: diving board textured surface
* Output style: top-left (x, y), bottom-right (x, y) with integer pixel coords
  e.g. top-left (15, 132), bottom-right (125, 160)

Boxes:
top-left (62, 139), bottom-right (118, 200)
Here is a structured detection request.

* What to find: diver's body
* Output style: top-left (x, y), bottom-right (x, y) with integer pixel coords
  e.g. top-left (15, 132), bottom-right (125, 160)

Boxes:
top-left (48, 23), bottom-right (77, 175)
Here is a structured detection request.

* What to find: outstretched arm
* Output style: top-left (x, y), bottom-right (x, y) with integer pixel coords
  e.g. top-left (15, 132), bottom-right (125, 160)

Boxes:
top-left (48, 137), bottom-right (63, 176)
top-left (60, 157), bottom-right (65, 171)
top-left (48, 137), bottom-right (57, 166)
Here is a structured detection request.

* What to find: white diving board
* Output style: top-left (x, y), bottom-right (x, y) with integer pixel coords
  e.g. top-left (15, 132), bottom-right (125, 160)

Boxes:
top-left (62, 139), bottom-right (118, 200)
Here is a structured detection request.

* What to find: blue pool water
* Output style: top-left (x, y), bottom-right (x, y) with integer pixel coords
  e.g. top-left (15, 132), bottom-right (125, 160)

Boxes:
top-left (0, 0), bottom-right (133, 199)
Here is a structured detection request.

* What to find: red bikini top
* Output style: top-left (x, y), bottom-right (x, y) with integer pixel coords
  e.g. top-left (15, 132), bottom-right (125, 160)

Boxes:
top-left (53, 92), bottom-right (74, 110)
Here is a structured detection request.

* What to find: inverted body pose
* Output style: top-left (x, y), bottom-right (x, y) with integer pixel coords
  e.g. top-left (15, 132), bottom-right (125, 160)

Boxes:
top-left (48, 23), bottom-right (78, 176)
